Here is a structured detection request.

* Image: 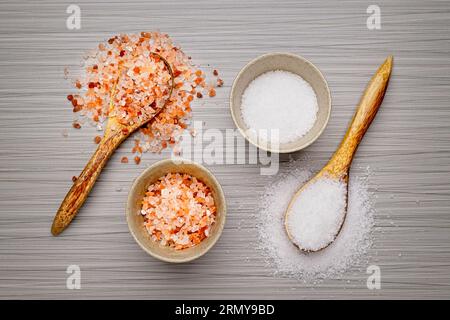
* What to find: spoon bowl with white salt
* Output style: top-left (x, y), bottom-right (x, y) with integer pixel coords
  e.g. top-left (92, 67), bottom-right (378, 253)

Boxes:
top-left (285, 56), bottom-right (393, 253)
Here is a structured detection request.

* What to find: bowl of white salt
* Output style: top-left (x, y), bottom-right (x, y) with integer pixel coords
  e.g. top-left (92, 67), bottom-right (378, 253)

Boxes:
top-left (230, 52), bottom-right (331, 153)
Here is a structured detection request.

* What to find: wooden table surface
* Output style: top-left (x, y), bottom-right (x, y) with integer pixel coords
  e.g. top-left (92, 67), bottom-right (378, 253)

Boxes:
top-left (1, 0), bottom-right (449, 299)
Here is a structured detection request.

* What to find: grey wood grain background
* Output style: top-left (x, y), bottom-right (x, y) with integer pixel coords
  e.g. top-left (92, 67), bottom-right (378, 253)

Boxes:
top-left (0, 0), bottom-right (449, 299)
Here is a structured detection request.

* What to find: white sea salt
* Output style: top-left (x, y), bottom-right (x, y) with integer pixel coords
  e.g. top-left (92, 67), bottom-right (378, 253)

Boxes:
top-left (257, 161), bottom-right (374, 282)
top-left (286, 178), bottom-right (347, 252)
top-left (241, 70), bottom-right (318, 144)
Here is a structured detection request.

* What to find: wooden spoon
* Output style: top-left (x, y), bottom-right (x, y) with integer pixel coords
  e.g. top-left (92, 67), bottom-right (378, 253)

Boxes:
top-left (51, 53), bottom-right (174, 236)
top-left (284, 55), bottom-right (393, 252)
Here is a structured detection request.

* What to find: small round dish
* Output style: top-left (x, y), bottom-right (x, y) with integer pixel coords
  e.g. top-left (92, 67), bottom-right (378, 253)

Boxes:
top-left (230, 52), bottom-right (331, 153)
top-left (126, 158), bottom-right (226, 263)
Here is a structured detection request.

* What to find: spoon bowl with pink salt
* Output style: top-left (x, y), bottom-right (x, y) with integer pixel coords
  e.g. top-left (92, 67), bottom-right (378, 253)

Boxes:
top-left (285, 56), bottom-right (393, 252)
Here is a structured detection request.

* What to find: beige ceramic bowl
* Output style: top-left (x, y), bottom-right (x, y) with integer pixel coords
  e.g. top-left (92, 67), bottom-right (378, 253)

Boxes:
top-left (126, 158), bottom-right (226, 263)
top-left (230, 52), bottom-right (331, 153)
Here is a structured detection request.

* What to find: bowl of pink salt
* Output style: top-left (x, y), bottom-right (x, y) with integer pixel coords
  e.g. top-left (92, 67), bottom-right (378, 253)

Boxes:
top-left (230, 52), bottom-right (331, 153)
top-left (126, 158), bottom-right (226, 263)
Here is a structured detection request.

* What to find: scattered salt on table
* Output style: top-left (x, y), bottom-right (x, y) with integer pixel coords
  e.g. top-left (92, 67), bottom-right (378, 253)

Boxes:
top-left (241, 70), bottom-right (318, 144)
top-left (257, 160), bottom-right (374, 282)
top-left (286, 178), bottom-right (347, 252)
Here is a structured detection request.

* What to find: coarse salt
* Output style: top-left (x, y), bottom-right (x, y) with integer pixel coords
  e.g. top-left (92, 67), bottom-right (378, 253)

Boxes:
top-left (286, 178), bottom-right (347, 252)
top-left (141, 173), bottom-right (216, 250)
top-left (241, 70), bottom-right (318, 144)
top-left (258, 160), bottom-right (374, 282)
top-left (65, 32), bottom-right (221, 157)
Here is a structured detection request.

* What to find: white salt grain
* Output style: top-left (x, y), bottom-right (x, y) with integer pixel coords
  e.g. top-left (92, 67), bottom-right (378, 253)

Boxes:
top-left (286, 178), bottom-right (347, 252)
top-left (258, 160), bottom-right (374, 282)
top-left (241, 70), bottom-right (318, 144)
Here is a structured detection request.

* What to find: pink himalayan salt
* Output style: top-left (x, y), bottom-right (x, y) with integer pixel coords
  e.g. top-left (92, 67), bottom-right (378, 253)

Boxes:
top-left (141, 173), bottom-right (216, 250)
top-left (66, 32), bottom-right (220, 154)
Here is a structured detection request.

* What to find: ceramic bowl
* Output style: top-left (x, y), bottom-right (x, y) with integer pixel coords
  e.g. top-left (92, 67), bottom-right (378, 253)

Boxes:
top-left (230, 52), bottom-right (331, 153)
top-left (126, 158), bottom-right (226, 263)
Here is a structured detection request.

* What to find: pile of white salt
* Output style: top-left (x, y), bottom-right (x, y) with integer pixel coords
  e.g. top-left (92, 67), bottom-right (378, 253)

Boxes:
top-left (257, 161), bottom-right (374, 282)
top-left (241, 70), bottom-right (318, 144)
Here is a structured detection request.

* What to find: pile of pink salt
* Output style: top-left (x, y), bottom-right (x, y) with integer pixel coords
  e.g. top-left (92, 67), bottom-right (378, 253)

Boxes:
top-left (65, 32), bottom-right (223, 157)
top-left (141, 173), bottom-right (216, 250)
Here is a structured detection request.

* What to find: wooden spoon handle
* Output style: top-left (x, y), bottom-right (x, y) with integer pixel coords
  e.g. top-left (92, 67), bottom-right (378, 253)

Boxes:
top-left (325, 56), bottom-right (393, 178)
top-left (51, 132), bottom-right (126, 235)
